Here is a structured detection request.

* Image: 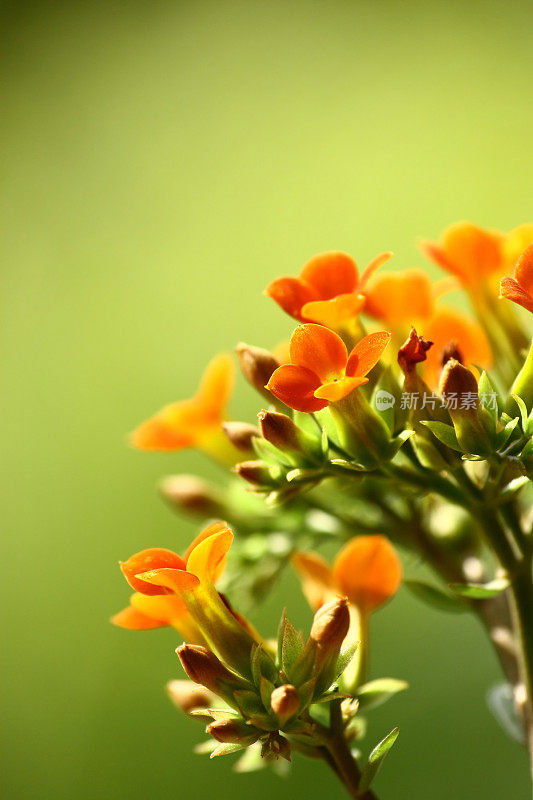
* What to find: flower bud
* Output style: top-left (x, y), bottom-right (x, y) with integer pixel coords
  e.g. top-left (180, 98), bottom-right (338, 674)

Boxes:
top-left (270, 684), bottom-right (300, 726)
top-left (261, 731), bottom-right (292, 762)
top-left (439, 359), bottom-right (492, 455)
top-left (166, 679), bottom-right (217, 716)
top-left (258, 410), bottom-right (321, 464)
top-left (329, 390), bottom-right (392, 468)
top-left (236, 342), bottom-right (281, 402)
top-left (232, 460), bottom-right (281, 488)
top-left (176, 644), bottom-right (246, 703)
top-left (159, 475), bottom-right (225, 517)
top-left (207, 717), bottom-right (261, 746)
top-left (222, 421), bottom-right (258, 453)
top-left (310, 597), bottom-right (350, 655)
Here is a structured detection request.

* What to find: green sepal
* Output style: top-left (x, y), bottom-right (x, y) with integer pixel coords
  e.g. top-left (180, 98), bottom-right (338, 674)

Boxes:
top-left (277, 610), bottom-right (305, 675)
top-left (356, 678), bottom-right (408, 711)
top-left (334, 642), bottom-right (358, 681)
top-left (499, 476), bottom-right (529, 501)
top-left (259, 676), bottom-right (275, 710)
top-left (404, 579), bottom-right (467, 613)
top-left (449, 577), bottom-right (510, 599)
top-left (359, 727), bottom-right (400, 793)
top-left (233, 689), bottom-right (264, 717)
top-left (496, 417), bottom-right (520, 449)
top-left (251, 643), bottom-right (278, 686)
top-left (252, 436), bottom-right (292, 466)
top-left (421, 421), bottom-right (462, 451)
top-left (210, 742), bottom-right (246, 758)
top-left (511, 394), bottom-right (530, 434)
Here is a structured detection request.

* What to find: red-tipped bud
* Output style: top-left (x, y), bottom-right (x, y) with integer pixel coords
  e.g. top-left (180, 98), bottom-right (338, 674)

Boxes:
top-left (439, 359), bottom-right (492, 454)
top-left (397, 328), bottom-right (433, 375)
top-left (236, 342), bottom-right (281, 401)
top-left (207, 717), bottom-right (261, 746)
top-left (222, 421), bottom-right (258, 452)
top-left (270, 684), bottom-right (300, 726)
top-left (166, 679), bottom-right (217, 716)
top-left (159, 475), bottom-right (225, 517)
top-left (310, 597), bottom-right (350, 654)
top-left (232, 460), bottom-right (280, 487)
top-left (176, 644), bottom-right (246, 702)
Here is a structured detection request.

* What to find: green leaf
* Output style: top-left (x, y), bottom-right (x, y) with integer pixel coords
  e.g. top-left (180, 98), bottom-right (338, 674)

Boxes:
top-left (511, 394), bottom-right (529, 434)
top-left (335, 641), bottom-right (358, 681)
top-left (496, 417), bottom-right (520, 449)
top-left (421, 421), bottom-right (462, 451)
top-left (404, 579), bottom-right (467, 613)
top-left (356, 679), bottom-right (408, 711)
top-left (359, 727), bottom-right (400, 793)
top-left (259, 676), bottom-right (275, 710)
top-left (499, 476), bottom-right (529, 501)
top-left (210, 742), bottom-right (246, 758)
top-left (449, 577), bottom-right (510, 599)
top-left (278, 612), bottom-right (305, 675)
top-left (478, 372), bottom-right (501, 425)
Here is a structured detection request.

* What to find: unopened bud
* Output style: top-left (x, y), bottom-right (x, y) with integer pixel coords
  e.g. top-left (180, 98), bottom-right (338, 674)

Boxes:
top-left (232, 460), bottom-right (281, 487)
top-left (258, 409), bottom-right (321, 463)
top-left (310, 597), bottom-right (350, 654)
top-left (270, 684), bottom-right (300, 726)
top-left (222, 421), bottom-right (258, 452)
top-left (160, 475), bottom-right (224, 517)
top-left (397, 328), bottom-right (433, 375)
top-left (440, 341), bottom-right (464, 367)
top-left (176, 644), bottom-right (245, 703)
top-left (439, 359), bottom-right (492, 454)
top-left (166, 679), bottom-right (217, 716)
top-left (207, 717), bottom-right (261, 746)
top-left (236, 342), bottom-right (281, 401)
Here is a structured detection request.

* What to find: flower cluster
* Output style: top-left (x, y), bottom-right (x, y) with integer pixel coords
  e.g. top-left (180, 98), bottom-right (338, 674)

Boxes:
top-left (114, 220), bottom-right (533, 798)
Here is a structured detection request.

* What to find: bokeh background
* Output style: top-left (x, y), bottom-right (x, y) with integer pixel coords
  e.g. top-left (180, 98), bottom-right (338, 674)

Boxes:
top-left (3, 1), bottom-right (533, 797)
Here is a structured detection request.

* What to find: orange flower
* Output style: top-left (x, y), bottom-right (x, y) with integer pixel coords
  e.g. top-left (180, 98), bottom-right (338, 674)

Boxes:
top-left (292, 535), bottom-right (402, 616)
top-left (112, 521), bottom-right (230, 643)
top-left (420, 222), bottom-right (504, 286)
top-left (265, 250), bottom-right (392, 329)
top-left (503, 224), bottom-right (533, 269)
top-left (422, 308), bottom-right (492, 388)
top-left (500, 244), bottom-right (533, 314)
top-left (266, 324), bottom-right (391, 412)
top-left (130, 353), bottom-right (234, 452)
top-left (363, 268), bottom-right (435, 328)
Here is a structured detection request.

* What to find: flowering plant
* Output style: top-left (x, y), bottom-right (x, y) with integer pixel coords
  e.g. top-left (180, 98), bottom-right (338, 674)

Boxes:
top-left (113, 221), bottom-right (533, 798)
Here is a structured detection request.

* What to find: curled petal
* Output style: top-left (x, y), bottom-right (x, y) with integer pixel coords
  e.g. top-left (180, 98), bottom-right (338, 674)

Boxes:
top-left (357, 250), bottom-right (394, 290)
top-left (346, 331), bottom-right (391, 378)
top-left (185, 527), bottom-right (234, 584)
top-left (120, 548), bottom-right (186, 595)
top-left (265, 276), bottom-right (319, 319)
top-left (195, 353), bottom-right (235, 418)
top-left (111, 604), bottom-right (168, 630)
top-left (267, 364), bottom-right (326, 412)
top-left (333, 535), bottom-right (402, 613)
top-left (515, 243), bottom-right (533, 296)
top-left (136, 567), bottom-right (200, 593)
top-left (289, 324), bottom-right (347, 382)
top-left (292, 552), bottom-right (337, 610)
top-left (299, 251), bottom-right (358, 299)
top-left (314, 375), bottom-right (368, 402)
top-left (364, 269), bottom-right (434, 325)
top-left (500, 276), bottom-right (533, 314)
top-left (184, 521), bottom-right (230, 569)
top-left (301, 293), bottom-right (365, 329)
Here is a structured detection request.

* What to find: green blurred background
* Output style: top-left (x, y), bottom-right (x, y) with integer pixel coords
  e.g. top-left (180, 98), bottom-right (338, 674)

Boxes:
top-left (3, 1), bottom-right (533, 797)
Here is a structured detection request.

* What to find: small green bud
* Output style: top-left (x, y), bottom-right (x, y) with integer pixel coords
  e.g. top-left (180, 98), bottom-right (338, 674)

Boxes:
top-left (236, 342), bottom-right (281, 402)
top-left (270, 684), bottom-right (300, 726)
top-left (258, 410), bottom-right (321, 464)
top-left (222, 421), bottom-right (258, 453)
top-left (207, 717), bottom-right (261, 746)
top-left (176, 644), bottom-right (248, 705)
top-left (439, 359), bottom-right (492, 455)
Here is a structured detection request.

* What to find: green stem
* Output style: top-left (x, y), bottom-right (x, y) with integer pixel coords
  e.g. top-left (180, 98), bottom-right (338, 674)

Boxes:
top-left (324, 699), bottom-right (378, 800)
top-left (509, 558), bottom-right (533, 788)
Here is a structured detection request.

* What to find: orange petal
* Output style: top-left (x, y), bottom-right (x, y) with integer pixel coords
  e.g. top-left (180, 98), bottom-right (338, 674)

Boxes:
top-left (363, 269), bottom-right (434, 326)
top-left (314, 375), bottom-right (368, 402)
top-left (111, 604), bottom-right (168, 630)
top-left (292, 551), bottom-right (337, 611)
top-left (500, 276), bottom-right (533, 314)
top-left (137, 567), bottom-right (200, 593)
top-left (184, 521), bottom-right (230, 566)
top-left (265, 276), bottom-right (319, 320)
top-left (515, 243), bottom-right (533, 296)
top-left (422, 222), bottom-right (503, 284)
top-left (299, 251), bottom-right (358, 299)
top-left (289, 323), bottom-right (347, 382)
top-left (185, 527), bottom-right (234, 585)
top-left (423, 308), bottom-right (492, 388)
top-left (120, 548), bottom-right (186, 595)
top-left (346, 331), bottom-right (391, 378)
top-left (195, 353), bottom-right (234, 419)
top-left (504, 223), bottom-right (533, 268)
top-left (301, 293), bottom-right (365, 329)
top-left (357, 251), bottom-right (394, 290)
top-left (266, 364), bottom-right (326, 412)
top-left (129, 592), bottom-right (206, 642)
top-left (333, 535), bottom-right (402, 614)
